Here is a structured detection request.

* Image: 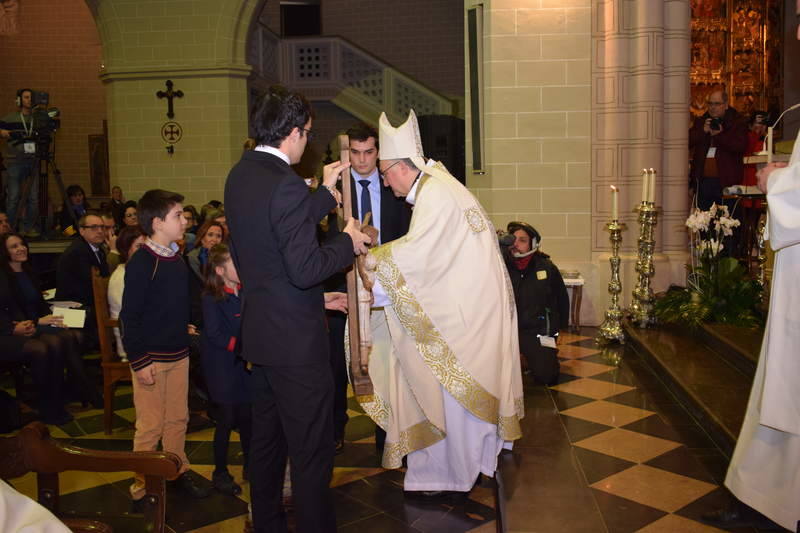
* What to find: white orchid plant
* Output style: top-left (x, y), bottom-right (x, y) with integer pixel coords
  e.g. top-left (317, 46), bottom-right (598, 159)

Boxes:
top-left (654, 203), bottom-right (762, 327)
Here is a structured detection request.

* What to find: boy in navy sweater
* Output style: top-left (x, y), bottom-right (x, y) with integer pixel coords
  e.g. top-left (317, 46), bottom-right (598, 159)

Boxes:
top-left (121, 189), bottom-right (210, 501)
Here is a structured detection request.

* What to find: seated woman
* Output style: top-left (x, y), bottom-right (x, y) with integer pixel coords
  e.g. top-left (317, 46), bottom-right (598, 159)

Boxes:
top-left (107, 225), bottom-right (146, 362)
top-left (1, 233), bottom-right (102, 410)
top-left (59, 185), bottom-right (90, 236)
top-left (121, 201), bottom-right (139, 228)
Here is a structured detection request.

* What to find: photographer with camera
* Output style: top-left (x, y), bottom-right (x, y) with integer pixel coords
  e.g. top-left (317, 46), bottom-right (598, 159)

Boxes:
top-left (0, 89), bottom-right (44, 237)
top-left (689, 89), bottom-right (748, 210)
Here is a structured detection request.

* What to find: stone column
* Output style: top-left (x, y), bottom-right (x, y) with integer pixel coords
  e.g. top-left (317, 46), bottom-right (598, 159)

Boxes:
top-left (86, 0), bottom-right (259, 206)
top-left (592, 0), bottom-right (691, 306)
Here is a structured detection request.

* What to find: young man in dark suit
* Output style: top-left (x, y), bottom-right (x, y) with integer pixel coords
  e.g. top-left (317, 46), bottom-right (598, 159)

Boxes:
top-left (224, 86), bottom-right (370, 533)
top-left (324, 123), bottom-right (412, 453)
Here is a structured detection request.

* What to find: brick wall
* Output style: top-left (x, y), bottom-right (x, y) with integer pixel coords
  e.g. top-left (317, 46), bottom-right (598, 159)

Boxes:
top-left (321, 0), bottom-right (465, 98)
top-left (0, 0), bottom-right (106, 202)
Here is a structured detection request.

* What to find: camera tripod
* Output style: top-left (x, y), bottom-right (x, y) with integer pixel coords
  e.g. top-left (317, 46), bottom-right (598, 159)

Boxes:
top-left (14, 144), bottom-right (76, 238)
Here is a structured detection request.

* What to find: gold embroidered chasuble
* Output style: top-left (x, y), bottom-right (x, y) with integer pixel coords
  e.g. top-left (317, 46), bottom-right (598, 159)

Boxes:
top-left (353, 161), bottom-right (524, 469)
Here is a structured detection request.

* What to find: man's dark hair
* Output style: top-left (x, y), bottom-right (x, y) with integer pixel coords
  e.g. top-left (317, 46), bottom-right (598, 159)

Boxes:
top-left (346, 123), bottom-right (379, 149)
top-left (250, 85), bottom-right (314, 148)
top-left (137, 189), bottom-right (184, 236)
top-left (116, 224), bottom-right (146, 263)
top-left (78, 213), bottom-right (102, 228)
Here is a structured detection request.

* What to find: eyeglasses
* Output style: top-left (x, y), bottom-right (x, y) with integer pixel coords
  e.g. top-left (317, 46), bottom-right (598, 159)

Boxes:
top-left (302, 128), bottom-right (315, 141)
top-left (81, 224), bottom-right (105, 231)
top-left (708, 101), bottom-right (725, 106)
top-left (125, 212), bottom-right (137, 218)
top-left (379, 160), bottom-right (402, 178)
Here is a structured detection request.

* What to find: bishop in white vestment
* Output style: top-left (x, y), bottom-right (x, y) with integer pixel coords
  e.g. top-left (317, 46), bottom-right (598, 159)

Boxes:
top-left (724, 137), bottom-right (800, 531)
top-left (351, 110), bottom-right (524, 494)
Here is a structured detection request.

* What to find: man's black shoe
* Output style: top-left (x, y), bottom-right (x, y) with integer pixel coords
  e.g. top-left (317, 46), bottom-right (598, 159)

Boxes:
top-left (170, 472), bottom-right (212, 499)
top-left (213, 470), bottom-right (242, 496)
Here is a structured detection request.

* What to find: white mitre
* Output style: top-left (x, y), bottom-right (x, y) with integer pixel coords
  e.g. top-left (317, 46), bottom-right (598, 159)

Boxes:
top-left (378, 109), bottom-right (427, 174)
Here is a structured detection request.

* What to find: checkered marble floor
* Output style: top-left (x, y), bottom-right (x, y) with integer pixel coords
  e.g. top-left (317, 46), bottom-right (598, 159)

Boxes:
top-left (1, 329), bottom-right (774, 532)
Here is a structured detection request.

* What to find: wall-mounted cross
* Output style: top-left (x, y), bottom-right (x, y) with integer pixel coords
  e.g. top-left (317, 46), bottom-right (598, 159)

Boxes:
top-left (156, 80), bottom-right (184, 119)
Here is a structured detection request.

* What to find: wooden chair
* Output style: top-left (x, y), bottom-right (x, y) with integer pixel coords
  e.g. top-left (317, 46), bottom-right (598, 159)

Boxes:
top-left (91, 267), bottom-right (131, 434)
top-left (0, 421), bottom-right (181, 533)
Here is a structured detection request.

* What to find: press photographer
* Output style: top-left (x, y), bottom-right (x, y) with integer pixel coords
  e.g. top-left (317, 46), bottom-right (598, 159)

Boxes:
top-left (0, 88), bottom-right (59, 237)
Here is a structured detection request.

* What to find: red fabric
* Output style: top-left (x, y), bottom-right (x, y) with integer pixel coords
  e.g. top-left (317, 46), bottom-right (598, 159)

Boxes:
top-left (223, 284), bottom-right (241, 295)
top-left (514, 255), bottom-right (533, 271)
top-left (226, 336), bottom-right (237, 352)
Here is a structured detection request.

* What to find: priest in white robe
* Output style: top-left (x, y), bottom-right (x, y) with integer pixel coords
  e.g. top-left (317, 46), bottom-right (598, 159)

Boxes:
top-left (714, 136), bottom-right (800, 531)
top-left (351, 109), bottom-right (524, 497)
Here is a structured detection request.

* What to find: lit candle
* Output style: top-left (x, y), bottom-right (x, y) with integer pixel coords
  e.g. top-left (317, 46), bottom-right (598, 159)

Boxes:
top-left (641, 168), bottom-right (648, 203)
top-left (610, 185), bottom-right (619, 220)
top-left (648, 168), bottom-right (656, 204)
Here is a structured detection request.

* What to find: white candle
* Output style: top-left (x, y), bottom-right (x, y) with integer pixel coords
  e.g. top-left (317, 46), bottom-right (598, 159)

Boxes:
top-left (610, 185), bottom-right (619, 220)
top-left (641, 168), bottom-right (648, 203)
top-left (648, 168), bottom-right (656, 204)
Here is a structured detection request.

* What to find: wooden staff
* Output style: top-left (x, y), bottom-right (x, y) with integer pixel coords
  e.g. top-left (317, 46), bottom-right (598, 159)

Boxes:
top-left (339, 134), bottom-right (374, 397)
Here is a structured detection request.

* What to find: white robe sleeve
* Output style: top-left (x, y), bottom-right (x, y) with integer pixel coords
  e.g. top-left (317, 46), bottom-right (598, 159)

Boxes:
top-left (766, 145), bottom-right (800, 251)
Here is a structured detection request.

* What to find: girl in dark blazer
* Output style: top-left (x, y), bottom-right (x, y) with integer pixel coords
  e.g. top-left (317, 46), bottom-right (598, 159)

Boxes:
top-left (200, 243), bottom-right (251, 496)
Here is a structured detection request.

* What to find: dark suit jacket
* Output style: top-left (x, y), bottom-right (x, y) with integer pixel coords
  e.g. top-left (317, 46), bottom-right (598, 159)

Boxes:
top-left (323, 173), bottom-right (412, 292)
top-left (224, 150), bottom-right (354, 367)
top-left (54, 236), bottom-right (109, 306)
top-left (689, 107), bottom-right (749, 189)
top-left (345, 174), bottom-right (412, 244)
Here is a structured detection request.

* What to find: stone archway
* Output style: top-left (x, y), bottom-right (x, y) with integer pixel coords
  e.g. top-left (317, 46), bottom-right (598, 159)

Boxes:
top-left (85, 0), bottom-right (262, 206)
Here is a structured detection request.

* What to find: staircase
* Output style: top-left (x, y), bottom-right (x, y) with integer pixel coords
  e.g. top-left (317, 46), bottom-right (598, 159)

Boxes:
top-left (623, 321), bottom-right (763, 456)
top-left (248, 26), bottom-right (456, 126)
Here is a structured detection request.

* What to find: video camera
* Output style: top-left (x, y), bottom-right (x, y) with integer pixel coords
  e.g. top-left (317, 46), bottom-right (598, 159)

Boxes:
top-left (2, 90), bottom-right (61, 155)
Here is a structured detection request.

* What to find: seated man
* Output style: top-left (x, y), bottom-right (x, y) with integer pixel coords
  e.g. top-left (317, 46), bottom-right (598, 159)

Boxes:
top-left (504, 221), bottom-right (569, 385)
top-left (0, 211), bottom-right (11, 235)
top-left (55, 213), bottom-right (110, 348)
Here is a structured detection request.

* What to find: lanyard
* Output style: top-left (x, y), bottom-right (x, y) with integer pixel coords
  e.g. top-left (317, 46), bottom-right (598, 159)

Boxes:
top-left (20, 112), bottom-right (33, 137)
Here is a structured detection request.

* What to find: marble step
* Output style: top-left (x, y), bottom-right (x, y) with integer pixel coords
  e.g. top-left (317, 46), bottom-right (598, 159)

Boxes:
top-left (623, 321), bottom-right (754, 456)
top-left (698, 323), bottom-right (762, 377)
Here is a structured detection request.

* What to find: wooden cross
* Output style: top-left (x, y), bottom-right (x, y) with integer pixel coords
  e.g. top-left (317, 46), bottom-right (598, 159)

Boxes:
top-left (155, 80), bottom-right (184, 119)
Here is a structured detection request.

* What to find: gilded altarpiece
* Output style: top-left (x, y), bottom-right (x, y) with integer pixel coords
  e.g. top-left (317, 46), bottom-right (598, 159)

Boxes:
top-left (690, 0), bottom-right (783, 120)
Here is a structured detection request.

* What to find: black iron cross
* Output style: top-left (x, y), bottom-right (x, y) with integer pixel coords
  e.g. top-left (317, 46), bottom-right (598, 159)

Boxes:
top-left (156, 80), bottom-right (184, 119)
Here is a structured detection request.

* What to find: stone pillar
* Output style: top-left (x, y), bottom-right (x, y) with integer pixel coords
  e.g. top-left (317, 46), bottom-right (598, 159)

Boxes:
top-left (592, 0), bottom-right (691, 307)
top-left (86, 0), bottom-right (259, 206)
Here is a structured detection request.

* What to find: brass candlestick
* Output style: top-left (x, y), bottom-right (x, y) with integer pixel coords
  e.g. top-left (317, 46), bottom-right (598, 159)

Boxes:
top-left (597, 220), bottom-right (627, 345)
top-left (631, 202), bottom-right (659, 327)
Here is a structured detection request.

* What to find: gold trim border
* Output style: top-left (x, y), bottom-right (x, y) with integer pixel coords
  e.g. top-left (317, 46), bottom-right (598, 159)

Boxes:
top-left (372, 243), bottom-right (522, 441)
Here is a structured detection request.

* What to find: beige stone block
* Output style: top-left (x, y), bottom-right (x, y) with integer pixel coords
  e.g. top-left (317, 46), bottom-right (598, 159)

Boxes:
top-left (490, 9), bottom-right (516, 35)
top-left (568, 163), bottom-right (591, 187)
top-left (541, 188), bottom-right (590, 213)
top-left (138, 2), bottom-right (165, 17)
top-left (517, 112), bottom-right (567, 138)
top-left (179, 15), bottom-right (212, 31)
top-left (517, 61), bottom-right (565, 86)
top-left (489, 36), bottom-right (541, 61)
top-left (488, 139), bottom-right (541, 164)
top-left (204, 163), bottom-right (233, 179)
top-left (488, 61), bottom-right (516, 87)
top-left (189, 177), bottom-right (222, 190)
top-left (492, 0), bottom-right (541, 8)
top-left (174, 163), bottom-right (207, 179)
top-left (566, 7), bottom-right (591, 33)
top-left (566, 60), bottom-right (590, 85)
top-left (124, 46), bottom-right (154, 62)
top-left (159, 178), bottom-right (192, 192)
top-left (541, 0), bottom-right (589, 6)
top-left (567, 111), bottom-right (590, 137)
top-left (488, 87), bottom-right (541, 113)
top-left (150, 16), bottom-right (181, 32)
top-left (485, 113), bottom-right (517, 139)
top-left (540, 237), bottom-right (591, 262)
top-left (514, 214), bottom-right (568, 237)
top-left (145, 163), bottom-right (175, 178)
top-left (516, 8), bottom-right (566, 34)
top-left (487, 212), bottom-right (515, 231)
top-left (470, 164), bottom-right (518, 189)
top-left (542, 86), bottom-right (591, 111)
top-left (541, 35), bottom-right (590, 60)
top-left (483, 189), bottom-right (542, 213)
top-left (115, 164), bottom-right (145, 179)
top-left (518, 163), bottom-right (567, 187)
top-left (541, 139), bottom-right (590, 162)
top-left (567, 213), bottom-right (591, 237)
